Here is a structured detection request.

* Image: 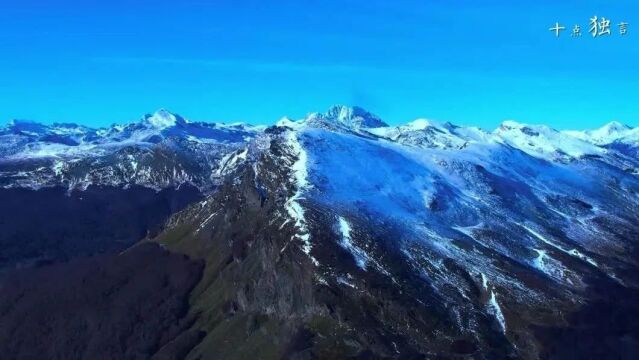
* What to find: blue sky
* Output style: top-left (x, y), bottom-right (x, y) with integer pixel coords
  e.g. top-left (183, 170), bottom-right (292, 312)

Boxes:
top-left (0, 0), bottom-right (637, 129)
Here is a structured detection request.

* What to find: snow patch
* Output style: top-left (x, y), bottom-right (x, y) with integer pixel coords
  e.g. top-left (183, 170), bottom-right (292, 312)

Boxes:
top-left (488, 290), bottom-right (507, 333)
top-left (480, 272), bottom-right (489, 291)
top-left (337, 276), bottom-right (357, 289)
top-left (216, 147), bottom-right (249, 176)
top-left (283, 131), bottom-right (318, 266)
top-left (197, 211), bottom-right (218, 233)
top-left (533, 249), bottom-right (547, 272)
top-left (522, 225), bottom-right (598, 268)
top-left (52, 160), bottom-right (64, 176)
top-left (337, 216), bottom-right (370, 270)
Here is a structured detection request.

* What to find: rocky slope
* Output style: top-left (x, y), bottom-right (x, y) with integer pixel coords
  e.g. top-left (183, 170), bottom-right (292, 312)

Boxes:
top-left (147, 107), bottom-right (639, 359)
top-left (1, 105), bottom-right (639, 359)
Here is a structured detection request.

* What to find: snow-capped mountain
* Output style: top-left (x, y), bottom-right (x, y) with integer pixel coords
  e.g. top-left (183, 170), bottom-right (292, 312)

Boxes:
top-left (0, 109), bottom-right (261, 190)
top-left (2, 106), bottom-right (639, 358)
top-left (493, 120), bottom-right (607, 160)
top-left (278, 105), bottom-right (388, 132)
top-left (368, 118), bottom-right (492, 149)
top-left (564, 120), bottom-right (634, 145)
top-left (3, 106), bottom-right (637, 191)
top-left (564, 121), bottom-right (639, 159)
top-left (139, 106), bottom-right (639, 359)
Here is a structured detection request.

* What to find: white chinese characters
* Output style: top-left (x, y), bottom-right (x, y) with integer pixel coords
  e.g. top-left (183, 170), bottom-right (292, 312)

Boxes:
top-left (549, 22), bottom-right (566, 37)
top-left (550, 16), bottom-right (629, 38)
top-left (589, 16), bottom-right (611, 37)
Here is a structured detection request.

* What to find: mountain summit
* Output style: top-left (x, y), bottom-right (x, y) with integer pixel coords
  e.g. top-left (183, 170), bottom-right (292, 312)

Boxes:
top-left (320, 104), bottom-right (389, 128)
top-left (564, 120), bottom-right (635, 145)
top-left (142, 109), bottom-right (187, 129)
top-left (294, 105), bottom-right (389, 130)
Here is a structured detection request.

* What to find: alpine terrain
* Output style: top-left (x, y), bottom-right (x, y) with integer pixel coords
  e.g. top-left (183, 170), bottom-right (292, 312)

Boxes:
top-left (1, 105), bottom-right (639, 359)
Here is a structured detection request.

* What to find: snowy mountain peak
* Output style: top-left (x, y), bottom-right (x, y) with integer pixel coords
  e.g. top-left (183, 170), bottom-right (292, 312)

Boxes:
top-left (366, 117), bottom-right (476, 150)
top-left (8, 119), bottom-right (36, 127)
top-left (5, 119), bottom-right (49, 134)
top-left (2, 119), bottom-right (90, 142)
top-left (142, 109), bottom-right (186, 129)
top-left (403, 118), bottom-right (441, 131)
top-left (276, 116), bottom-right (302, 129)
top-left (495, 120), bottom-right (605, 160)
top-left (599, 120), bottom-right (631, 133)
top-left (563, 121), bottom-right (634, 145)
top-left (310, 105), bottom-right (388, 129)
top-left (498, 120), bottom-right (523, 129)
top-left (497, 120), bottom-right (551, 133)
top-left (588, 121), bottom-right (632, 144)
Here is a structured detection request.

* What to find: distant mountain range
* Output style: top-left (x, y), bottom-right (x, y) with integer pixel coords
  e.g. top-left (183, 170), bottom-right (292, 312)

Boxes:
top-left (1, 106), bottom-right (639, 359)
top-left (0, 109), bottom-right (262, 190)
top-left (1, 106), bottom-right (637, 191)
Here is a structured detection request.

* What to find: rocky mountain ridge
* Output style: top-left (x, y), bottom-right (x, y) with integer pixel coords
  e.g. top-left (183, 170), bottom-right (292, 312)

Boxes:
top-left (144, 107), bottom-right (639, 358)
top-left (2, 105), bottom-right (638, 191)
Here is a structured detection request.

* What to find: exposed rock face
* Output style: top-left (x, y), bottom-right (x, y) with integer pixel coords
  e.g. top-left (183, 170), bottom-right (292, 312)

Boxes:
top-left (152, 133), bottom-right (327, 359)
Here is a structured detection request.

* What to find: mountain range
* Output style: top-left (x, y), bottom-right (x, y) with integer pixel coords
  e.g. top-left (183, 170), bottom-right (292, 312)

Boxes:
top-left (2, 106), bottom-right (638, 191)
top-left (1, 105), bottom-right (638, 359)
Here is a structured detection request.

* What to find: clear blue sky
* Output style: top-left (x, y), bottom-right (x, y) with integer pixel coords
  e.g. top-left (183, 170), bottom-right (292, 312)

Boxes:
top-left (0, 0), bottom-right (637, 129)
